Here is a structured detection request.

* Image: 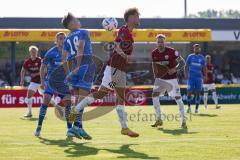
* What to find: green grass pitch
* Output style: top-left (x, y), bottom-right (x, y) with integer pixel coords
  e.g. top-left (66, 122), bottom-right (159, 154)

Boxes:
top-left (0, 104), bottom-right (240, 160)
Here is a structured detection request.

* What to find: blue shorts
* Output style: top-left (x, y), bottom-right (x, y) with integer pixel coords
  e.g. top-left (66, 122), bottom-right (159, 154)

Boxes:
top-left (70, 63), bottom-right (96, 91)
top-left (46, 65), bottom-right (71, 98)
top-left (44, 80), bottom-right (71, 99)
top-left (187, 77), bottom-right (203, 92)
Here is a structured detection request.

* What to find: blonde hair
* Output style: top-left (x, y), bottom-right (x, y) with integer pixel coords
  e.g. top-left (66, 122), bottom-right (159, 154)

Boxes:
top-left (55, 32), bottom-right (66, 38)
top-left (29, 45), bottom-right (38, 52)
top-left (156, 34), bottom-right (166, 40)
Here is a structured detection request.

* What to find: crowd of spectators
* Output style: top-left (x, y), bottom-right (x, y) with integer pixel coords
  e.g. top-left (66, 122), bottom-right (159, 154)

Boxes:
top-left (125, 62), bottom-right (238, 86)
top-left (0, 56), bottom-right (239, 87)
top-left (0, 61), bottom-right (23, 87)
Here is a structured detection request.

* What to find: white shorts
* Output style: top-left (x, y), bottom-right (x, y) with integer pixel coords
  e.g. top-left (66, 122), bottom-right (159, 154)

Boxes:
top-left (203, 83), bottom-right (216, 91)
top-left (28, 82), bottom-right (43, 95)
top-left (101, 65), bottom-right (126, 90)
top-left (153, 78), bottom-right (181, 97)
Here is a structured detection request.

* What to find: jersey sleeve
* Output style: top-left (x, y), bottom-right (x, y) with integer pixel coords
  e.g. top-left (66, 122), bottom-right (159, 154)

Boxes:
top-left (23, 60), bottom-right (28, 70)
top-left (38, 57), bottom-right (42, 67)
top-left (42, 51), bottom-right (51, 65)
top-left (63, 39), bottom-right (69, 52)
top-left (151, 51), bottom-right (158, 62)
top-left (78, 30), bottom-right (88, 41)
top-left (186, 55), bottom-right (191, 65)
top-left (201, 57), bottom-right (206, 66)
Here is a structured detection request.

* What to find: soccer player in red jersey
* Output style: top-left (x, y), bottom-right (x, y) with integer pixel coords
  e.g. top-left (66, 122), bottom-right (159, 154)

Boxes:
top-left (151, 34), bottom-right (187, 129)
top-left (203, 55), bottom-right (221, 109)
top-left (71, 8), bottom-right (140, 137)
top-left (20, 46), bottom-right (43, 117)
top-left (20, 46), bottom-right (58, 118)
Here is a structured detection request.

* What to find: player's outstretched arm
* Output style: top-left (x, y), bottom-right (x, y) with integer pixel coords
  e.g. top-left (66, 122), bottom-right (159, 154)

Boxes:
top-left (20, 67), bottom-right (26, 86)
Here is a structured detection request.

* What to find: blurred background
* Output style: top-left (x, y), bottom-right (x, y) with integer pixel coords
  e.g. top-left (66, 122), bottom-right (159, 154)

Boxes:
top-left (0, 0), bottom-right (240, 87)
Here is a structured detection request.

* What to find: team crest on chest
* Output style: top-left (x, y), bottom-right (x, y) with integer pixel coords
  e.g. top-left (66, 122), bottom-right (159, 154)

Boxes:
top-left (165, 55), bottom-right (169, 60)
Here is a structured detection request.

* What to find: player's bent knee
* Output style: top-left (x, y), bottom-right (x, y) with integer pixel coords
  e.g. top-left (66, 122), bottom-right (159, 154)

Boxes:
top-left (27, 89), bottom-right (35, 98)
top-left (63, 100), bottom-right (71, 106)
top-left (116, 97), bottom-right (125, 105)
top-left (99, 91), bottom-right (108, 99)
top-left (116, 95), bottom-right (125, 102)
top-left (62, 96), bottom-right (71, 106)
top-left (94, 87), bottom-right (109, 99)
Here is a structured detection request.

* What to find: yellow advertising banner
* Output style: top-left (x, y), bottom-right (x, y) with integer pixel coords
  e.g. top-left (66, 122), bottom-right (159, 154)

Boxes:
top-left (0, 29), bottom-right (211, 42)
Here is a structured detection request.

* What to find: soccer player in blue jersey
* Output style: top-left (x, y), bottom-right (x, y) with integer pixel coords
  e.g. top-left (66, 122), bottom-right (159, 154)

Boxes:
top-left (184, 44), bottom-right (207, 113)
top-left (61, 13), bottom-right (95, 139)
top-left (35, 32), bottom-right (74, 138)
top-left (69, 8), bottom-right (140, 138)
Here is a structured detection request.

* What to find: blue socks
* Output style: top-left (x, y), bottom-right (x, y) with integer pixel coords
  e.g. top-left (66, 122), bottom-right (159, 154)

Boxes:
top-left (37, 105), bottom-right (84, 131)
top-left (195, 96), bottom-right (201, 111)
top-left (37, 104), bottom-right (48, 128)
top-left (65, 106), bottom-right (72, 129)
top-left (74, 109), bottom-right (83, 128)
top-left (187, 95), bottom-right (192, 108)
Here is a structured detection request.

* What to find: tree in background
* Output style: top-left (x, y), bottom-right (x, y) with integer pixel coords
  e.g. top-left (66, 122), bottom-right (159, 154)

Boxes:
top-left (188, 9), bottom-right (240, 18)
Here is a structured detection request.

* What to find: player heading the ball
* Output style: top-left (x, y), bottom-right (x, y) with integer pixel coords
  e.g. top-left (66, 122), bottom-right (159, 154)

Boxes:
top-left (71, 7), bottom-right (140, 138)
top-left (61, 13), bottom-right (95, 140)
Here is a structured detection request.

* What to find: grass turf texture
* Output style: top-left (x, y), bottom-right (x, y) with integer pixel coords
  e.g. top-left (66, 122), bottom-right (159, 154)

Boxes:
top-left (0, 104), bottom-right (240, 160)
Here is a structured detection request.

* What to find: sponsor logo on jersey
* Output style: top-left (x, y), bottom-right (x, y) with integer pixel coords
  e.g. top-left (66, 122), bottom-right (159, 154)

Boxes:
top-left (165, 55), bottom-right (169, 60)
top-left (54, 62), bottom-right (63, 65)
top-left (191, 62), bottom-right (201, 66)
top-left (108, 81), bottom-right (116, 89)
top-left (157, 61), bottom-right (169, 65)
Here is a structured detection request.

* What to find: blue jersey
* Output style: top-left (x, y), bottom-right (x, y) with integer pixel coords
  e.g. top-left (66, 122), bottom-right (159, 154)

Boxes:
top-left (42, 46), bottom-right (62, 80)
top-left (63, 29), bottom-right (92, 70)
top-left (186, 53), bottom-right (206, 78)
